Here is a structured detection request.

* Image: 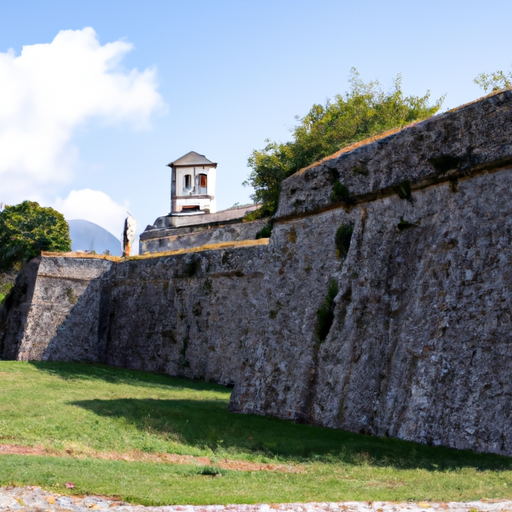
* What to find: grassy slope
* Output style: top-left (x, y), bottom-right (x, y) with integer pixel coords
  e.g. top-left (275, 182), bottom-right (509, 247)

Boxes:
top-left (0, 361), bottom-right (511, 506)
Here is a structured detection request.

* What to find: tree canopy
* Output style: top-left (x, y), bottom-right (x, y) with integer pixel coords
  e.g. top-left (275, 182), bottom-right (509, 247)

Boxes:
top-left (474, 69), bottom-right (512, 93)
top-left (0, 201), bottom-right (71, 271)
top-left (244, 69), bottom-right (444, 218)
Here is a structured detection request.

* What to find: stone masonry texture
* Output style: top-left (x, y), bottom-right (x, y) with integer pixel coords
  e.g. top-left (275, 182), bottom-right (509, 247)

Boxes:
top-left (2, 90), bottom-right (512, 457)
top-left (0, 256), bottom-right (114, 361)
top-left (139, 218), bottom-right (267, 254)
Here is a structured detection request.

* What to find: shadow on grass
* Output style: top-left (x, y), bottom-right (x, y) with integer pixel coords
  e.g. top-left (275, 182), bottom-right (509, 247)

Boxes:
top-left (71, 397), bottom-right (512, 472)
top-left (29, 361), bottom-right (230, 394)
top-left (29, 362), bottom-right (512, 472)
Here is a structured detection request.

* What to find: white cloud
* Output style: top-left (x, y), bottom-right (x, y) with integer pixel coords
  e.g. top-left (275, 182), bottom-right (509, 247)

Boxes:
top-left (54, 188), bottom-right (128, 239)
top-left (0, 28), bottom-right (166, 202)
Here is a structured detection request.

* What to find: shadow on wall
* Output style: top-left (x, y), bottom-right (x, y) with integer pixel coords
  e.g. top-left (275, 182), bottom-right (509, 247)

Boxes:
top-left (0, 258), bottom-right (40, 360)
top-left (69, 395), bottom-right (512, 471)
top-left (38, 273), bottom-right (109, 362)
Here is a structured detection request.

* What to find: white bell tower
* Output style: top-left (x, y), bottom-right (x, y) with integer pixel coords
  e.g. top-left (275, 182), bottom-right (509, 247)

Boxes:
top-left (168, 151), bottom-right (218, 216)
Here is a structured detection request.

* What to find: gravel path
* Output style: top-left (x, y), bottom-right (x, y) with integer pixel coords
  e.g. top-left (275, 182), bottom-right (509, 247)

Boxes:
top-left (1, 487), bottom-right (512, 512)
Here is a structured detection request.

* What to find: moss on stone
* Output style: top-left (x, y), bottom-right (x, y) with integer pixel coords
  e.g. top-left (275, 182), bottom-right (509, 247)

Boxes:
top-left (315, 279), bottom-right (339, 342)
top-left (335, 224), bottom-right (354, 259)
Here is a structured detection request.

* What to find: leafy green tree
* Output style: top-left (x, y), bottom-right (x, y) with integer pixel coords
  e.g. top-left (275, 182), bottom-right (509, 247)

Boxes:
top-left (244, 69), bottom-right (444, 218)
top-left (474, 69), bottom-right (512, 93)
top-left (0, 201), bottom-right (71, 271)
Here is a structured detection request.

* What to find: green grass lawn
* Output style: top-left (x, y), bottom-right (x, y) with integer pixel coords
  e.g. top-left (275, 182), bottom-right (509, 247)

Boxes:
top-left (0, 361), bottom-right (512, 506)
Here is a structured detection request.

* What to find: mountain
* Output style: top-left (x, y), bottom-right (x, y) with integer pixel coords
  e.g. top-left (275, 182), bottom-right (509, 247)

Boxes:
top-left (68, 219), bottom-right (121, 256)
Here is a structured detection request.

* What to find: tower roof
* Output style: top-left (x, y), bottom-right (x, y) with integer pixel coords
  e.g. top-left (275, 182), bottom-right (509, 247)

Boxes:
top-left (167, 151), bottom-right (217, 168)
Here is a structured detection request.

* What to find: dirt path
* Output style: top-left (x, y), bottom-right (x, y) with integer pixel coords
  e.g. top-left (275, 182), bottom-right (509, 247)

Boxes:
top-left (0, 443), bottom-right (303, 473)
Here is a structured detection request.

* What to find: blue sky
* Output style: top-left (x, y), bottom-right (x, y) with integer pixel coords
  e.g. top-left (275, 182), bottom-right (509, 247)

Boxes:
top-left (1, 0), bottom-right (511, 244)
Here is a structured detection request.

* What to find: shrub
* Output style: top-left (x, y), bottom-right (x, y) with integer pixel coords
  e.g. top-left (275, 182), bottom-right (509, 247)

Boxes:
top-left (315, 279), bottom-right (339, 342)
top-left (335, 224), bottom-right (354, 259)
top-left (331, 181), bottom-right (351, 203)
top-left (255, 223), bottom-right (273, 239)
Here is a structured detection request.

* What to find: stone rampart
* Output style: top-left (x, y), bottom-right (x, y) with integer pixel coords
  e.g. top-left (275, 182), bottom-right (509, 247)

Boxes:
top-left (0, 256), bottom-right (114, 361)
top-left (277, 92), bottom-right (512, 219)
top-left (2, 90), bottom-right (512, 457)
top-left (140, 218), bottom-right (267, 254)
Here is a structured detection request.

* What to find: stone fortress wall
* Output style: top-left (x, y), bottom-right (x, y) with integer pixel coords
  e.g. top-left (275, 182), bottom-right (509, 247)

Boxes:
top-left (2, 90), bottom-right (512, 457)
top-left (140, 216), bottom-right (267, 254)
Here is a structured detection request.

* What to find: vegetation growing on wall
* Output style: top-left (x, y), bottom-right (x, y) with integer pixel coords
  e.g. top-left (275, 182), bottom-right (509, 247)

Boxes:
top-left (331, 181), bottom-right (352, 203)
top-left (255, 222), bottom-right (273, 239)
top-left (335, 224), bottom-right (354, 259)
top-left (475, 69), bottom-right (512, 92)
top-left (0, 201), bottom-right (71, 271)
top-left (315, 279), bottom-right (339, 342)
top-left (244, 69), bottom-right (444, 219)
top-left (65, 287), bottom-right (78, 305)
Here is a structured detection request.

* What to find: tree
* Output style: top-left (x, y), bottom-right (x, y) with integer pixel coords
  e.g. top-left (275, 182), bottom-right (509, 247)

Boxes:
top-left (474, 69), bottom-right (512, 93)
top-left (0, 201), bottom-right (71, 271)
top-left (244, 69), bottom-right (444, 218)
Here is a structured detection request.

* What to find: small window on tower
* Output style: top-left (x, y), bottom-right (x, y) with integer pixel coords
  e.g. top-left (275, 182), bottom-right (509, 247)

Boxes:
top-left (199, 174), bottom-right (207, 193)
top-left (184, 174), bottom-right (192, 188)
